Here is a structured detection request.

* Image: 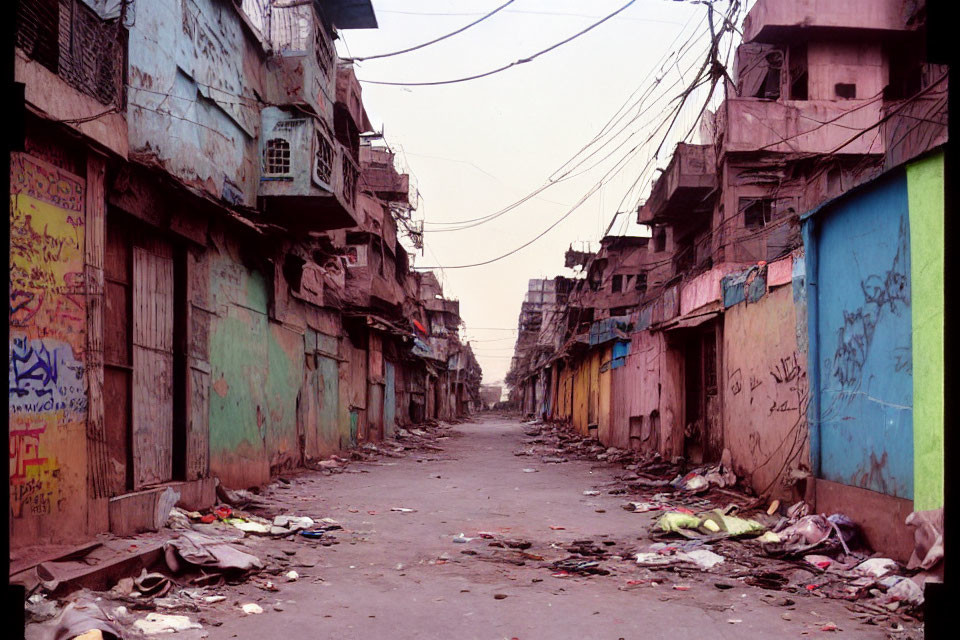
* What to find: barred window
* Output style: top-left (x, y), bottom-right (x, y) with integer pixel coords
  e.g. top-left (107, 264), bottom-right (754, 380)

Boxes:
top-left (264, 138), bottom-right (291, 176)
top-left (315, 130), bottom-right (334, 185)
top-left (342, 154), bottom-right (358, 206)
top-left (315, 22), bottom-right (334, 80)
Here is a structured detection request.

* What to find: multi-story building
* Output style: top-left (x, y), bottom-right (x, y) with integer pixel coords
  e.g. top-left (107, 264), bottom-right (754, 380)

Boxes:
top-left (10, 0), bottom-right (479, 547)
top-left (508, 0), bottom-right (946, 561)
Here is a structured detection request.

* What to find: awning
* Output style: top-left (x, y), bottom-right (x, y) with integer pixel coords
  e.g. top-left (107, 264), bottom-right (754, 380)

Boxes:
top-left (662, 303), bottom-right (722, 332)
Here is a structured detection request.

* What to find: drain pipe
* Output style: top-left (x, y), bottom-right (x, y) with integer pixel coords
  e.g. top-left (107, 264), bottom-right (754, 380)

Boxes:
top-left (802, 217), bottom-right (821, 480)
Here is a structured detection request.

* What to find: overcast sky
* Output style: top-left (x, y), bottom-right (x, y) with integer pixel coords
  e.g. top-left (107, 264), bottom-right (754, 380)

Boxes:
top-left (337, 0), bottom-right (730, 386)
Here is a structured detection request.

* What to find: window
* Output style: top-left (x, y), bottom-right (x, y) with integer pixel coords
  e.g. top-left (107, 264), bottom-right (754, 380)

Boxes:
top-left (315, 21), bottom-right (334, 79)
top-left (314, 129), bottom-right (334, 185)
top-left (834, 83), bottom-right (856, 99)
top-left (16, 0), bottom-right (127, 107)
top-left (264, 138), bottom-right (291, 176)
top-left (788, 44), bottom-right (808, 100)
top-left (653, 227), bottom-right (667, 253)
top-left (741, 197), bottom-right (775, 229)
top-left (635, 272), bottom-right (648, 294)
top-left (341, 154), bottom-right (358, 206)
top-left (827, 167), bottom-right (842, 195)
top-left (612, 274), bottom-right (623, 293)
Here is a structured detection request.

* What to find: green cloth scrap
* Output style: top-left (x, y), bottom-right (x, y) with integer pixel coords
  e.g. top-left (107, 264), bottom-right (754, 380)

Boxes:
top-left (697, 509), bottom-right (765, 537)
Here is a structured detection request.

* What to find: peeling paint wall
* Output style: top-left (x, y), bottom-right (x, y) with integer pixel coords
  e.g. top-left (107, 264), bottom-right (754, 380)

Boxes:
top-left (207, 228), bottom-right (304, 488)
top-left (907, 152), bottom-right (944, 511)
top-left (809, 169), bottom-right (913, 499)
top-left (723, 285), bottom-right (810, 501)
top-left (10, 153), bottom-right (89, 543)
top-left (128, 0), bottom-right (263, 206)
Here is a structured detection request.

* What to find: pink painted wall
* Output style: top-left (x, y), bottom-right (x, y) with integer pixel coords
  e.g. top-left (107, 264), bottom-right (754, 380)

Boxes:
top-left (807, 41), bottom-right (887, 101)
top-left (767, 254), bottom-right (793, 287)
top-left (722, 285), bottom-right (810, 501)
top-left (743, 0), bottom-right (907, 43)
top-left (680, 263), bottom-right (747, 315)
top-left (723, 98), bottom-right (884, 156)
top-left (606, 330), bottom-right (683, 457)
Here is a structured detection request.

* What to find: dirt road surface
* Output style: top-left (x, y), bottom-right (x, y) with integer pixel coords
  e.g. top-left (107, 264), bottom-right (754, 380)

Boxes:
top-left (199, 416), bottom-right (901, 639)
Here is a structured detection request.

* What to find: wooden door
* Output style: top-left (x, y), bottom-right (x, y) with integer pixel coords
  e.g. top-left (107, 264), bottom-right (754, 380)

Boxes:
top-left (132, 247), bottom-right (175, 488)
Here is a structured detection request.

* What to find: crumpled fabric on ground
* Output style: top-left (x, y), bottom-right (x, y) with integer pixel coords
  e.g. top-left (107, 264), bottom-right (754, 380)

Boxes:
top-left (163, 531), bottom-right (263, 574)
top-left (44, 601), bottom-right (122, 640)
top-left (905, 508), bottom-right (943, 570)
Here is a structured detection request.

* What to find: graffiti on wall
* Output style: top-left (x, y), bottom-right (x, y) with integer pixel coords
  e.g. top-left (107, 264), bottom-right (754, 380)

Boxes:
top-left (827, 217), bottom-right (910, 394)
top-left (9, 154), bottom-right (86, 517)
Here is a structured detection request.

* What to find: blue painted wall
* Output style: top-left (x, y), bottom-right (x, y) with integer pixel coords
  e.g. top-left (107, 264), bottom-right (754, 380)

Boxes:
top-left (384, 362), bottom-right (396, 438)
top-left (809, 170), bottom-right (913, 498)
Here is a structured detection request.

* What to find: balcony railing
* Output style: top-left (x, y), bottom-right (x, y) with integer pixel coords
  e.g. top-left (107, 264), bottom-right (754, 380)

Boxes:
top-left (16, 0), bottom-right (127, 107)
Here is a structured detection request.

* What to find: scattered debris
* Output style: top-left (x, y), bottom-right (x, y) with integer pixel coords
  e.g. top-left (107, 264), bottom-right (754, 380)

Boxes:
top-left (133, 613), bottom-right (201, 635)
top-left (241, 603), bottom-right (264, 615)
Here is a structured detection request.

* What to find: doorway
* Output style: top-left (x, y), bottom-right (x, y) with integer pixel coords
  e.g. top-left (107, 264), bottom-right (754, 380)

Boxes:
top-left (681, 321), bottom-right (722, 464)
top-left (103, 210), bottom-right (187, 493)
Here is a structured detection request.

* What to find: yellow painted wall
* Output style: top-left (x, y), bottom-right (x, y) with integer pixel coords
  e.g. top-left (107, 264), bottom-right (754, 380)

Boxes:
top-left (598, 346), bottom-right (613, 444)
top-left (10, 153), bottom-right (89, 544)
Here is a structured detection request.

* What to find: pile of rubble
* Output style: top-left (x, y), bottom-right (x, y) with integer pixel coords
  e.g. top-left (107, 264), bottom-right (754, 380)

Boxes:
top-left (21, 422), bottom-right (460, 639)
top-left (510, 419), bottom-right (938, 629)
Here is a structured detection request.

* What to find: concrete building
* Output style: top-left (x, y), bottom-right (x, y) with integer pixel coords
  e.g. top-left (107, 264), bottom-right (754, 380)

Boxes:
top-left (10, 0), bottom-right (480, 547)
top-left (507, 0), bottom-right (945, 561)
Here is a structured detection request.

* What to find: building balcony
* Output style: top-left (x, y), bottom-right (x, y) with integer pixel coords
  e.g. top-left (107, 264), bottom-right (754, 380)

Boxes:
top-left (15, 0), bottom-right (129, 156)
top-left (721, 98), bottom-right (884, 157)
top-left (261, 2), bottom-right (337, 121)
top-left (258, 107), bottom-right (360, 230)
top-left (743, 0), bottom-right (910, 44)
top-left (646, 143), bottom-right (716, 222)
top-left (360, 145), bottom-right (413, 205)
top-left (424, 296), bottom-right (460, 318)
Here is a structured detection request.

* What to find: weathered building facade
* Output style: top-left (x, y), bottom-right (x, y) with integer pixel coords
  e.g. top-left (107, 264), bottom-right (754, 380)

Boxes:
top-left (508, 0), bottom-right (945, 562)
top-left (10, 0), bottom-right (480, 547)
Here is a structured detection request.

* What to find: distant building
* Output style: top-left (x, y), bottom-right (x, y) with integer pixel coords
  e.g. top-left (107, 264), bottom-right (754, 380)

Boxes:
top-left (507, 0), bottom-right (945, 562)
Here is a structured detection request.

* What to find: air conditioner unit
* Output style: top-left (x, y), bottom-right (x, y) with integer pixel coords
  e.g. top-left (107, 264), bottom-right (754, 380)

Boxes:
top-left (258, 106), bottom-right (359, 230)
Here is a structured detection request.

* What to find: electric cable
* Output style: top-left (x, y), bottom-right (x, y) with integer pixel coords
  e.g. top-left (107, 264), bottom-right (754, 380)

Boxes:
top-left (344, 1), bottom-right (515, 62)
top-left (359, 0), bottom-right (639, 87)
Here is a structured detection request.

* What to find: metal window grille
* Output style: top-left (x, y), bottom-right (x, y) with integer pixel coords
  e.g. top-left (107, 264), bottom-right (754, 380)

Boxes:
top-left (269, 2), bottom-right (311, 52)
top-left (240, 0), bottom-right (271, 42)
top-left (315, 129), bottom-right (334, 185)
top-left (264, 138), bottom-right (291, 176)
top-left (315, 22), bottom-right (333, 80)
top-left (341, 154), bottom-right (358, 206)
top-left (16, 0), bottom-right (127, 107)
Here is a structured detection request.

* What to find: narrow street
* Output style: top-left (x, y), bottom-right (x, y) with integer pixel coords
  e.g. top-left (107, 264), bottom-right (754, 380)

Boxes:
top-left (196, 416), bottom-right (898, 639)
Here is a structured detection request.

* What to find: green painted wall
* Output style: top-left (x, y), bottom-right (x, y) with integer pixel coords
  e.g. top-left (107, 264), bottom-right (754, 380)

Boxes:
top-left (265, 322), bottom-right (305, 473)
top-left (207, 250), bottom-right (305, 487)
top-left (316, 354), bottom-right (341, 449)
top-left (907, 151), bottom-right (944, 511)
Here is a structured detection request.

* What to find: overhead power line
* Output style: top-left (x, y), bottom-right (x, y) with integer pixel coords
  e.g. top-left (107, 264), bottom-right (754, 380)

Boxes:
top-left (419, 12), bottom-right (709, 231)
top-left (359, 0), bottom-right (639, 86)
top-left (344, 1), bottom-right (516, 62)
top-left (413, 0), bottom-right (744, 270)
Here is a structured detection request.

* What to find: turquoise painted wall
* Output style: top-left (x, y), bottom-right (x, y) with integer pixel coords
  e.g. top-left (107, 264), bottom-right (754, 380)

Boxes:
top-left (811, 170), bottom-right (914, 498)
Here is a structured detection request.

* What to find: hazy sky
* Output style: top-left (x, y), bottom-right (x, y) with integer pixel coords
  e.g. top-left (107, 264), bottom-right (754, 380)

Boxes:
top-left (336, 0), bottom-right (727, 385)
